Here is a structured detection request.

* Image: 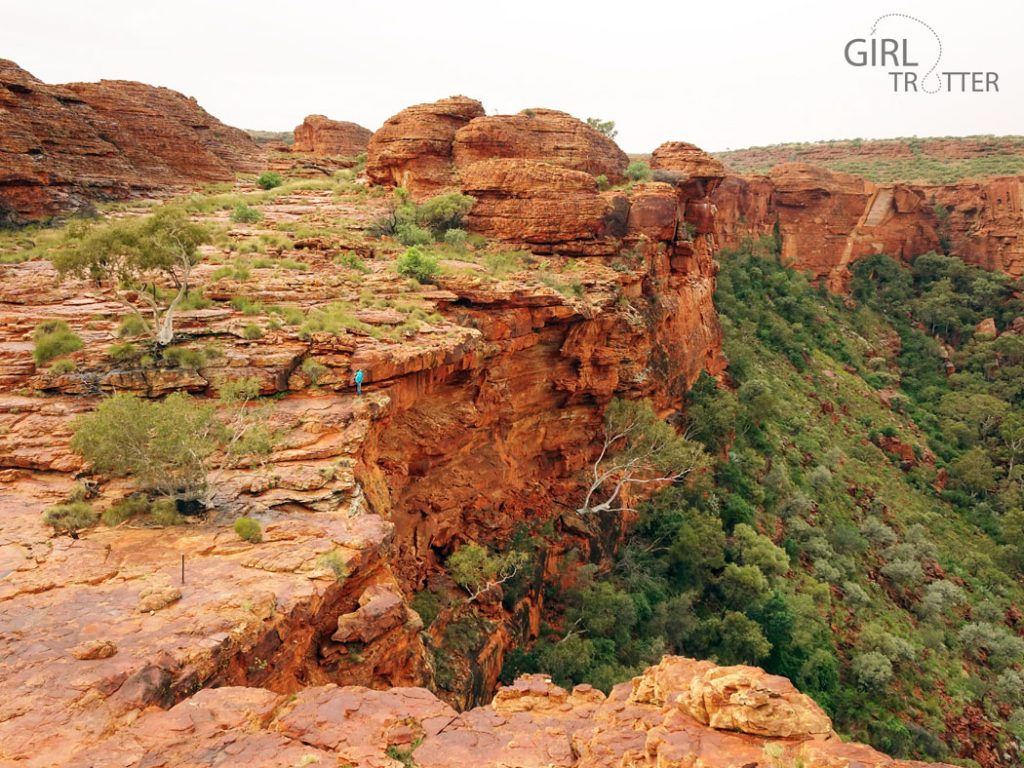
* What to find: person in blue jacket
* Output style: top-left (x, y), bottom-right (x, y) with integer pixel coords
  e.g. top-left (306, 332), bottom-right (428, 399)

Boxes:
top-left (354, 369), bottom-right (365, 395)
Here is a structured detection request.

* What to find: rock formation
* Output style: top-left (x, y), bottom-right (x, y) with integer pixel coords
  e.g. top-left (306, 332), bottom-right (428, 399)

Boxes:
top-left (60, 657), bottom-right (956, 767)
top-left (452, 108), bottom-right (628, 182)
top-left (460, 159), bottom-right (626, 255)
top-left (293, 114), bottom-right (373, 156)
top-left (0, 59), bottom-right (263, 222)
top-left (367, 99), bottom-right (631, 200)
top-left (711, 163), bottom-right (1023, 289)
top-left (365, 96), bottom-right (485, 197)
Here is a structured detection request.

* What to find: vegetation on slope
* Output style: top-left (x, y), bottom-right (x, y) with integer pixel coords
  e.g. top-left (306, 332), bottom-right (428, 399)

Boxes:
top-left (715, 135), bottom-right (1024, 183)
top-left (504, 237), bottom-right (1024, 766)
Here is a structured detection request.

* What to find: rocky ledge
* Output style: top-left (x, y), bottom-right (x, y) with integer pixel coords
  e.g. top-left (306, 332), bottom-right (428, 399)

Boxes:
top-left (61, 656), bottom-right (955, 768)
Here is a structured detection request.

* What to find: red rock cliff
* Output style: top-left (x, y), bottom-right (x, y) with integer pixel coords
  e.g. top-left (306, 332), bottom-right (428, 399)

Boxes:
top-left (711, 163), bottom-right (1022, 287)
top-left (0, 60), bottom-right (263, 222)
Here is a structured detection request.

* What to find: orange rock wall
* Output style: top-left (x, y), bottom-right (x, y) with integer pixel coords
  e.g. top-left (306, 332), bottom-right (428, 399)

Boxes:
top-left (0, 60), bottom-right (263, 222)
top-left (711, 163), bottom-right (1023, 287)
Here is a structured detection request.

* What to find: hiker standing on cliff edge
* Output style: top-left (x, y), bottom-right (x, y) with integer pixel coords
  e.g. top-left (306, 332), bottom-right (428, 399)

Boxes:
top-left (354, 369), bottom-right (364, 395)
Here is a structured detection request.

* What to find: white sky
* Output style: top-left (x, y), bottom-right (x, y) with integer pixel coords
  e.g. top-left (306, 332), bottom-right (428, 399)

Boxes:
top-left (2, 0), bottom-right (1021, 153)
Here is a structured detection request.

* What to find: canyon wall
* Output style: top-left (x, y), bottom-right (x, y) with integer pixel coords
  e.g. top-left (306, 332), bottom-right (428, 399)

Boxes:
top-left (712, 163), bottom-right (1024, 289)
top-left (0, 60), bottom-right (263, 223)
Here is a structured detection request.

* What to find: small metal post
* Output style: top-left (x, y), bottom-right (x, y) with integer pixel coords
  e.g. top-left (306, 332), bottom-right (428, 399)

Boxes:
top-left (181, 554), bottom-right (185, 585)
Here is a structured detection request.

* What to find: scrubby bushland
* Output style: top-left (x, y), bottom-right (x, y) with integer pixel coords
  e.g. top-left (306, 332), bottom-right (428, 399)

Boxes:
top-left (501, 239), bottom-right (1024, 764)
top-left (371, 190), bottom-right (474, 245)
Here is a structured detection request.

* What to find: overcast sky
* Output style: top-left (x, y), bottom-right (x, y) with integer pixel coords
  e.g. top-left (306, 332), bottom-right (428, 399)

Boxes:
top-left (3, 0), bottom-right (1021, 153)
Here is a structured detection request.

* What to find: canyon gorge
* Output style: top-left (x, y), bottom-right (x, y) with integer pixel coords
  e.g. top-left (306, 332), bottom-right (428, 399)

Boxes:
top-left (1, 60), bottom-right (1022, 767)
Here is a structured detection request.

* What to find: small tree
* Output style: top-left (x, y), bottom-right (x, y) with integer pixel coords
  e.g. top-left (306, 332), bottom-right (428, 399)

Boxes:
top-left (447, 543), bottom-right (526, 603)
top-left (585, 117), bottom-right (618, 139)
top-left (577, 399), bottom-right (707, 515)
top-left (70, 379), bottom-right (273, 508)
top-left (53, 207), bottom-right (211, 345)
top-left (624, 161), bottom-right (651, 182)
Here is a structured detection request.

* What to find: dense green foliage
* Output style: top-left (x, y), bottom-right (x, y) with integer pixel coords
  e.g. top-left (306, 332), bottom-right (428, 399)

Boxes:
top-left (256, 172), bottom-right (283, 190)
top-left (371, 190), bottom-right (474, 246)
top-left (71, 381), bottom-right (272, 506)
top-left (624, 160), bottom-right (651, 182)
top-left (508, 240), bottom-right (1024, 763)
top-left (396, 247), bottom-right (440, 284)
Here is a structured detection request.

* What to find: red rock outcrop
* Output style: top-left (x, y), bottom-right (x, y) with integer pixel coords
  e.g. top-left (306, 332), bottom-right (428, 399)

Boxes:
top-left (651, 141), bottom-right (728, 197)
top-left (452, 109), bottom-right (628, 182)
top-left (293, 114), bottom-right (373, 156)
top-left (929, 176), bottom-right (1024, 277)
top-left (0, 60), bottom-right (263, 222)
top-left (365, 96), bottom-right (485, 197)
top-left (460, 158), bottom-right (627, 255)
top-left (713, 164), bottom-right (947, 289)
top-left (711, 165), bottom-right (1023, 288)
top-left (61, 657), bottom-right (956, 768)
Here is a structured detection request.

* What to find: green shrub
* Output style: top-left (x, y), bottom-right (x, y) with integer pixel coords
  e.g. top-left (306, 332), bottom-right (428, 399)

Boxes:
top-left (117, 314), bottom-right (149, 337)
top-left (50, 359), bottom-right (77, 374)
top-left (162, 346), bottom-right (211, 369)
top-left (43, 501), bottom-right (98, 535)
top-left (396, 247), bottom-right (440, 284)
top-left (335, 252), bottom-right (370, 273)
top-left (108, 342), bottom-right (140, 361)
top-left (395, 222), bottom-right (433, 246)
top-left (624, 161), bottom-right (651, 182)
top-left (243, 323), bottom-right (263, 340)
top-left (151, 497), bottom-right (186, 526)
top-left (71, 392), bottom-right (217, 502)
top-left (233, 517), bottom-right (263, 543)
top-left (32, 320), bottom-right (84, 365)
top-left (415, 193), bottom-right (474, 235)
top-left (595, 174), bottom-right (610, 191)
top-left (230, 204), bottom-right (262, 224)
top-left (102, 496), bottom-right (151, 526)
top-left (851, 651), bottom-right (893, 692)
top-left (410, 588), bottom-right (444, 628)
top-left (256, 172), bottom-right (283, 190)
top-left (301, 357), bottom-right (327, 384)
top-left (443, 228), bottom-right (468, 251)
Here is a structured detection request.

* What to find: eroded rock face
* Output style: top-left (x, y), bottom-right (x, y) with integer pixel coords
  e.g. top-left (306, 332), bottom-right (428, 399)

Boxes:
top-left (930, 176), bottom-right (1024, 277)
top-left (365, 95), bottom-right (485, 197)
top-left (453, 109), bottom-right (628, 183)
top-left (460, 158), bottom-right (625, 255)
top-left (293, 114), bottom-right (373, 156)
top-left (0, 60), bottom-right (263, 222)
top-left (651, 140), bottom-right (728, 198)
top-left (711, 165), bottom-right (1022, 288)
top-left (62, 657), bottom-right (956, 768)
